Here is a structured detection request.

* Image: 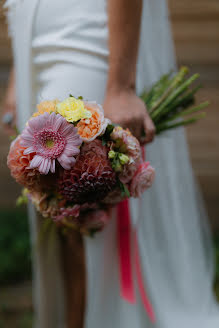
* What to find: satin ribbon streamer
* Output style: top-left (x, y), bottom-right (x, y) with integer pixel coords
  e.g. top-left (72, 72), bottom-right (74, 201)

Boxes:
top-left (117, 148), bottom-right (156, 323)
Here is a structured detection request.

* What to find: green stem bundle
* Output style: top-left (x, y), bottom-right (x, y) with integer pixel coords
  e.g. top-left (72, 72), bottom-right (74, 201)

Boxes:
top-left (141, 67), bottom-right (209, 135)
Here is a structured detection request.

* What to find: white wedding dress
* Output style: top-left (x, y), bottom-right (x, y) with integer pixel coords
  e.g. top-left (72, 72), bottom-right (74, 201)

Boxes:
top-left (5, 0), bottom-right (219, 327)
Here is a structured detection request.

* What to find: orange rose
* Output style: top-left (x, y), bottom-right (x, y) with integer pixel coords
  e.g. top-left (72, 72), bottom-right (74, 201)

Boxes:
top-left (77, 102), bottom-right (109, 142)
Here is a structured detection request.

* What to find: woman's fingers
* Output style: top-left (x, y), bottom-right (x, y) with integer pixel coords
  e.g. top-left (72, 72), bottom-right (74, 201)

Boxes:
top-left (142, 113), bottom-right (155, 144)
top-left (128, 117), bottom-right (142, 140)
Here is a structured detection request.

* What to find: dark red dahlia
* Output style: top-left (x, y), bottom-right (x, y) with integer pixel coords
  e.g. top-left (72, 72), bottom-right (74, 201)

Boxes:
top-left (58, 140), bottom-right (117, 203)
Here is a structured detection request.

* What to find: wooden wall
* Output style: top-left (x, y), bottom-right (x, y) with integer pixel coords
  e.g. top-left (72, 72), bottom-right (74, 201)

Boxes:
top-left (170, 0), bottom-right (219, 64)
top-left (0, 6), bottom-right (12, 65)
top-left (170, 0), bottom-right (219, 229)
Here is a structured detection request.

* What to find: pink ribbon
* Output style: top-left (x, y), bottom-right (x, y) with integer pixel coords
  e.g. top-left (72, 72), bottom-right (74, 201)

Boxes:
top-left (117, 200), bottom-right (155, 323)
top-left (117, 200), bottom-right (136, 303)
top-left (117, 147), bottom-right (156, 323)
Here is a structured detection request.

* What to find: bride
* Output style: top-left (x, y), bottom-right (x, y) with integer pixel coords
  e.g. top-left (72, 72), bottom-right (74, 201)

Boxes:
top-left (2, 0), bottom-right (219, 327)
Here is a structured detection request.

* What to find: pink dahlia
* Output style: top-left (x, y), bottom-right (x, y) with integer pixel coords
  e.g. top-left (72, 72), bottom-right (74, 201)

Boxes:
top-left (20, 112), bottom-right (82, 174)
top-left (58, 139), bottom-right (117, 204)
top-left (111, 127), bottom-right (142, 183)
top-left (130, 162), bottom-right (155, 198)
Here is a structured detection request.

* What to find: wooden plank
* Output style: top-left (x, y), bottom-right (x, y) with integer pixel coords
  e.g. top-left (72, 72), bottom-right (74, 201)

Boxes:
top-left (172, 20), bottom-right (219, 42)
top-left (169, 0), bottom-right (219, 18)
top-left (174, 42), bottom-right (219, 65)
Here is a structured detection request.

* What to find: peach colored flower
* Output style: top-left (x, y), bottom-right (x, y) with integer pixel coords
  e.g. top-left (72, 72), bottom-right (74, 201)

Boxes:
top-left (130, 162), bottom-right (155, 198)
top-left (7, 137), bottom-right (41, 191)
top-left (77, 102), bottom-right (109, 142)
top-left (33, 100), bottom-right (59, 117)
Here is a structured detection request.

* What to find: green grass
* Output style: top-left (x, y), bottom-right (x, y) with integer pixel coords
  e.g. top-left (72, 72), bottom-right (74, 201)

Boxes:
top-left (0, 208), bottom-right (31, 285)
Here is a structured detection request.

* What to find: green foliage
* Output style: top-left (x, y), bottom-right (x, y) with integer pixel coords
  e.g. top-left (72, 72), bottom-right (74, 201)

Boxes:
top-left (118, 180), bottom-right (130, 198)
top-left (101, 124), bottom-right (115, 146)
top-left (0, 208), bottom-right (31, 285)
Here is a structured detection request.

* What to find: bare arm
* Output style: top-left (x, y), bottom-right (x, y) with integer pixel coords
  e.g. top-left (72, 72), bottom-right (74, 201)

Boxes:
top-left (1, 67), bottom-right (17, 135)
top-left (104, 0), bottom-right (155, 143)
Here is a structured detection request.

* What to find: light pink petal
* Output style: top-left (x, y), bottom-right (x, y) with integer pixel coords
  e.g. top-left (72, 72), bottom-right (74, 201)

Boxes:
top-left (54, 114), bottom-right (65, 131)
top-left (20, 140), bottom-right (31, 148)
top-left (28, 116), bottom-right (43, 131)
top-left (20, 131), bottom-right (34, 143)
top-left (66, 139), bottom-right (81, 148)
top-left (47, 112), bottom-right (57, 128)
top-left (44, 159), bottom-right (52, 175)
top-left (66, 135), bottom-right (82, 147)
top-left (64, 144), bottom-right (80, 156)
top-left (29, 155), bottom-right (44, 169)
top-left (38, 158), bottom-right (51, 174)
top-left (61, 124), bottom-right (76, 137)
top-left (35, 112), bottom-right (49, 129)
top-left (58, 154), bottom-right (76, 170)
top-left (23, 146), bottom-right (35, 155)
top-left (50, 159), bottom-right (56, 173)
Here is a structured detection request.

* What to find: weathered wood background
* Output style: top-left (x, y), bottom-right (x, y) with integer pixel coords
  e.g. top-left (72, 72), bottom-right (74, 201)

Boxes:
top-left (0, 1), bottom-right (219, 229)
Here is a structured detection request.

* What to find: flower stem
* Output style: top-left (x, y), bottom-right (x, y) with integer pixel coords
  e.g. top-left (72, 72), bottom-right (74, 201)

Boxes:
top-left (156, 112), bottom-right (206, 134)
top-left (159, 101), bottom-right (209, 125)
top-left (151, 73), bottom-right (200, 122)
top-left (149, 66), bottom-right (189, 114)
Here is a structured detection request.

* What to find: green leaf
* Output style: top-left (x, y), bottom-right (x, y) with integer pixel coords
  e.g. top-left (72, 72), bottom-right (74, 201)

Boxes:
top-left (118, 180), bottom-right (130, 198)
top-left (78, 96), bottom-right (83, 100)
top-left (106, 123), bottom-right (115, 135)
top-left (101, 123), bottom-right (115, 146)
top-left (9, 135), bottom-right (17, 142)
top-left (102, 139), bottom-right (107, 146)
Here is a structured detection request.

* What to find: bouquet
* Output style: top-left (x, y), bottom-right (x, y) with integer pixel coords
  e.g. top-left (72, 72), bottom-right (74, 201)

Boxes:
top-left (7, 67), bottom-right (209, 235)
top-left (7, 97), bottom-right (155, 235)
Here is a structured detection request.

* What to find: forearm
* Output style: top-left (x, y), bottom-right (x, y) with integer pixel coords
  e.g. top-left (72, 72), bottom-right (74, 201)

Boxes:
top-left (107, 0), bottom-right (143, 91)
top-left (6, 67), bottom-right (15, 100)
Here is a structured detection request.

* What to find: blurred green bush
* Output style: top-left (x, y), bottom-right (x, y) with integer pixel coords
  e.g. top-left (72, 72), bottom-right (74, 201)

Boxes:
top-left (0, 208), bottom-right (31, 285)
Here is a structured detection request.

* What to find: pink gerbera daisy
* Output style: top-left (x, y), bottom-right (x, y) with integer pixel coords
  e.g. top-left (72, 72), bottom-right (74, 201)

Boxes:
top-left (20, 112), bottom-right (82, 174)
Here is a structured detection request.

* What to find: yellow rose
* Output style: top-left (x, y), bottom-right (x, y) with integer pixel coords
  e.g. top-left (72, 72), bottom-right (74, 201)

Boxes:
top-left (56, 97), bottom-right (91, 123)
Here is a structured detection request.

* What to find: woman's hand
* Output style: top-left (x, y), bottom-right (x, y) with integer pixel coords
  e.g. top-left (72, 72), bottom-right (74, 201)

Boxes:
top-left (103, 88), bottom-right (155, 144)
top-left (1, 68), bottom-right (17, 136)
top-left (105, 0), bottom-right (155, 144)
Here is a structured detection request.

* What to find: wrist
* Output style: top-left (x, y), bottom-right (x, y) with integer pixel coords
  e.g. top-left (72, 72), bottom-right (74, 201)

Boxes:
top-left (105, 81), bottom-right (136, 96)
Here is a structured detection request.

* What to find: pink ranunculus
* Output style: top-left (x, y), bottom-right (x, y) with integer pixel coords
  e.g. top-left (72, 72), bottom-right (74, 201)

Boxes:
top-left (20, 112), bottom-right (82, 174)
top-left (111, 126), bottom-right (142, 183)
top-left (130, 162), bottom-right (155, 198)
